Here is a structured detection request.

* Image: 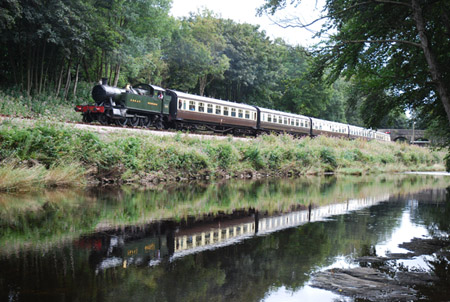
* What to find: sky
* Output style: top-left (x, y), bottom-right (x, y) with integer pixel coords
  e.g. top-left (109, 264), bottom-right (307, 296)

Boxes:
top-left (169, 0), bottom-right (327, 46)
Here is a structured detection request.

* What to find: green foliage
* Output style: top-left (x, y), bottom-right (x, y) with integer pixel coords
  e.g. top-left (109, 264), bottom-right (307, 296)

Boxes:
top-left (319, 147), bottom-right (338, 171)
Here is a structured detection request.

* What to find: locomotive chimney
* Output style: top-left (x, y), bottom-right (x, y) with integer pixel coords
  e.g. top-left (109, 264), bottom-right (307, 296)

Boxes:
top-left (101, 78), bottom-right (108, 85)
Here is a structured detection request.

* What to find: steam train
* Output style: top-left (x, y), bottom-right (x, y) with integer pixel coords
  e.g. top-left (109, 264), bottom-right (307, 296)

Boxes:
top-left (75, 79), bottom-right (391, 141)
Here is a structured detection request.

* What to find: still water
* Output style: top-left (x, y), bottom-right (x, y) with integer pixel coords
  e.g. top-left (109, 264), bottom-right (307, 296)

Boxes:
top-left (0, 175), bottom-right (449, 301)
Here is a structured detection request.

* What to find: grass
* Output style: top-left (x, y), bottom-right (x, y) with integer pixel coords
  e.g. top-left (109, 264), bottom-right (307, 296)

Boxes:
top-left (0, 119), bottom-right (446, 191)
top-left (0, 161), bottom-right (85, 192)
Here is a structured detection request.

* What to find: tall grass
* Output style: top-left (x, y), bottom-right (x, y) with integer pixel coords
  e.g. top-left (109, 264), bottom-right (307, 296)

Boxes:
top-left (0, 83), bottom-right (92, 122)
top-left (0, 120), bottom-right (446, 191)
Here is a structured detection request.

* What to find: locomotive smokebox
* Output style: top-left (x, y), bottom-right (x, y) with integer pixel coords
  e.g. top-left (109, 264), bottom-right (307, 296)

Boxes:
top-left (92, 84), bottom-right (126, 103)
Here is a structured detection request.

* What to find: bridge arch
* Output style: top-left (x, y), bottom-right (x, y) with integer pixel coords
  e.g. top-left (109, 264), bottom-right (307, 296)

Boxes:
top-left (394, 136), bottom-right (408, 142)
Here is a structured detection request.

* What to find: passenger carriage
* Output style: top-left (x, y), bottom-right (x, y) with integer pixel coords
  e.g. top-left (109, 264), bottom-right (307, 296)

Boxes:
top-left (310, 118), bottom-right (349, 138)
top-left (167, 90), bottom-right (258, 135)
top-left (258, 108), bottom-right (311, 136)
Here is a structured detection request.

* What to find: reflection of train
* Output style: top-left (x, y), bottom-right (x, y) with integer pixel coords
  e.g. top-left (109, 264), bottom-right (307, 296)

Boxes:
top-left (79, 194), bottom-right (390, 272)
top-left (75, 80), bottom-right (391, 141)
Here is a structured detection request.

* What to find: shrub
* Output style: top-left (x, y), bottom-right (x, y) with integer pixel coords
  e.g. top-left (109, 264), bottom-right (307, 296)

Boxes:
top-left (243, 145), bottom-right (265, 170)
top-left (320, 147), bottom-right (338, 169)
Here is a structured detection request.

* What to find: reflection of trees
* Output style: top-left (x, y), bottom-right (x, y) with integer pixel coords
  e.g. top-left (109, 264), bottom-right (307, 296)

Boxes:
top-left (1, 183), bottom-right (448, 301)
top-left (413, 187), bottom-right (450, 238)
top-left (0, 175), bottom-right (448, 253)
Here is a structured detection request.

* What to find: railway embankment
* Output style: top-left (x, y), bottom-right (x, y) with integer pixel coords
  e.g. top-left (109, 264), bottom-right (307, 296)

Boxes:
top-left (0, 119), bottom-right (446, 192)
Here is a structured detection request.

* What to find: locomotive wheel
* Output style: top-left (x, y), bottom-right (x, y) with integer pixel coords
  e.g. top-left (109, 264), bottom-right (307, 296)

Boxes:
top-left (115, 117), bottom-right (127, 127)
top-left (140, 116), bottom-right (152, 128)
top-left (155, 117), bottom-right (163, 129)
top-left (82, 113), bottom-right (93, 123)
top-left (98, 114), bottom-right (108, 125)
top-left (129, 115), bottom-right (140, 127)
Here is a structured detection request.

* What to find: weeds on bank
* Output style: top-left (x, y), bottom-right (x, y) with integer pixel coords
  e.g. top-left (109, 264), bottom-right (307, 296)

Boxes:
top-left (0, 121), bottom-right (446, 190)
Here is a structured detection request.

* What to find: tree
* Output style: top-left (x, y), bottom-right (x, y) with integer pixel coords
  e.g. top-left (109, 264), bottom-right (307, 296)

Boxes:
top-left (259, 0), bottom-right (450, 127)
top-left (165, 10), bottom-right (230, 96)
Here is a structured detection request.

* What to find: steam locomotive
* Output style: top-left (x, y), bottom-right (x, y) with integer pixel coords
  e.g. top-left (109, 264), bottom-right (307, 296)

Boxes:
top-left (75, 79), bottom-right (391, 141)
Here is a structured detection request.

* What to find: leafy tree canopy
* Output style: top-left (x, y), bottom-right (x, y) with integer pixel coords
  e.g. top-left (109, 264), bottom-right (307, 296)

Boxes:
top-left (260, 0), bottom-right (450, 137)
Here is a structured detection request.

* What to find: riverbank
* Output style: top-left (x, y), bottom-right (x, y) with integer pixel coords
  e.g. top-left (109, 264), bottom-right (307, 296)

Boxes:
top-left (0, 119), bottom-right (446, 191)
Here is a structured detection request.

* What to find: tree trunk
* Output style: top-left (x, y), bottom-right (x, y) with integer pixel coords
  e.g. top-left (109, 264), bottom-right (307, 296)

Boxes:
top-left (43, 44), bottom-right (54, 92)
top-left (39, 42), bottom-right (46, 94)
top-left (113, 64), bottom-right (121, 87)
top-left (56, 61), bottom-right (65, 97)
top-left (104, 51), bottom-right (108, 80)
top-left (108, 63), bottom-right (113, 84)
top-left (27, 47), bottom-right (32, 97)
top-left (411, 0), bottom-right (450, 124)
top-left (8, 43), bottom-right (18, 85)
top-left (199, 75), bottom-right (207, 96)
top-left (82, 57), bottom-right (91, 83)
top-left (98, 50), bottom-right (104, 81)
top-left (63, 58), bottom-right (72, 101)
top-left (33, 46), bottom-right (39, 94)
top-left (73, 61), bottom-right (80, 97)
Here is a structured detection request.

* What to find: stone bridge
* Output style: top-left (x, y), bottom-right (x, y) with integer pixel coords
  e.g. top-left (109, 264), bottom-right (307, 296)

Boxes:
top-left (378, 129), bottom-right (430, 144)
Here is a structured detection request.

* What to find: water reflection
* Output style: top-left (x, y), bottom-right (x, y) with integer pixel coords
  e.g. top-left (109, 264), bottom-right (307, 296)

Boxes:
top-left (0, 175), bottom-right (449, 302)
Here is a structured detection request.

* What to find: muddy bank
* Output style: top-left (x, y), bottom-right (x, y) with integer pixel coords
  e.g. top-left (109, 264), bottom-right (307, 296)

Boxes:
top-left (311, 237), bottom-right (450, 301)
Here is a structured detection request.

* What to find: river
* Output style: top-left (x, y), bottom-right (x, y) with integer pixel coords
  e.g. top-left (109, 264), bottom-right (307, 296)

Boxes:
top-left (0, 174), bottom-right (449, 301)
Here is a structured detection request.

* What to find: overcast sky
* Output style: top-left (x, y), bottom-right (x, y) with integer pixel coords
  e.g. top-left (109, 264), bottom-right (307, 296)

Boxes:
top-left (170, 0), bottom-right (326, 46)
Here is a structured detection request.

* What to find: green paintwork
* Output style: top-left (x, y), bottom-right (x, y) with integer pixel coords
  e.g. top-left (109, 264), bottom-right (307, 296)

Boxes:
top-left (122, 237), bottom-right (168, 260)
top-left (121, 93), bottom-right (162, 113)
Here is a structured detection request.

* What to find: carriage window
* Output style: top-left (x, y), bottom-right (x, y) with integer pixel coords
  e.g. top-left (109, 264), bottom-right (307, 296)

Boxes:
top-left (223, 107), bottom-right (229, 116)
top-left (245, 111), bottom-right (250, 119)
top-left (178, 100), bottom-right (182, 109)
top-left (198, 102), bottom-right (205, 112)
top-left (279, 116), bottom-right (283, 124)
top-left (238, 109), bottom-right (243, 118)
top-left (291, 119), bottom-right (294, 126)
top-left (189, 101), bottom-right (195, 111)
top-left (216, 105), bottom-right (221, 115)
top-left (295, 119), bottom-right (299, 126)
top-left (231, 108), bottom-right (236, 117)
top-left (207, 104), bottom-right (213, 113)
top-left (267, 114), bottom-right (271, 122)
top-left (283, 118), bottom-right (287, 125)
top-left (273, 116), bottom-right (277, 123)
top-left (253, 112), bottom-right (257, 120)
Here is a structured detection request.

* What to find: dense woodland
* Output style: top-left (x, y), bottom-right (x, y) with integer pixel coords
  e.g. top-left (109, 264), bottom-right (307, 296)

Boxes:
top-left (0, 0), bottom-right (449, 141)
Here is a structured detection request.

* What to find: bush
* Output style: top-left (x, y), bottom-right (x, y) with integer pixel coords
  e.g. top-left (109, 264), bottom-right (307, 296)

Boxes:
top-left (320, 147), bottom-right (338, 169)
